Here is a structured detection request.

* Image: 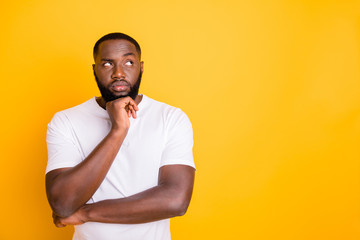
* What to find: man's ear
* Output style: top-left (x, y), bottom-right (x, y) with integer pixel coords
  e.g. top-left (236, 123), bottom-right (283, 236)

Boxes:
top-left (92, 64), bottom-right (95, 70)
top-left (140, 61), bottom-right (144, 73)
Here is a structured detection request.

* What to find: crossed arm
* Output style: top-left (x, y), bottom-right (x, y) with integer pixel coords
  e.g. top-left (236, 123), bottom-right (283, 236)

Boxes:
top-left (45, 97), bottom-right (195, 227)
top-left (48, 165), bottom-right (194, 227)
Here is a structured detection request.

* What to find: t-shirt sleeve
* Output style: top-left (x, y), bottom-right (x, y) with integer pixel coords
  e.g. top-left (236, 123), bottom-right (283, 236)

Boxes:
top-left (160, 108), bottom-right (195, 169)
top-left (46, 112), bottom-right (83, 174)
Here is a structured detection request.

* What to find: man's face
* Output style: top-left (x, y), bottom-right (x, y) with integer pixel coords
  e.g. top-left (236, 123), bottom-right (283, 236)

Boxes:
top-left (93, 39), bottom-right (143, 102)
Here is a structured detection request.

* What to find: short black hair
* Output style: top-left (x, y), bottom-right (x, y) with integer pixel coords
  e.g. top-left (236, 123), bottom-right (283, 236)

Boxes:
top-left (93, 32), bottom-right (141, 60)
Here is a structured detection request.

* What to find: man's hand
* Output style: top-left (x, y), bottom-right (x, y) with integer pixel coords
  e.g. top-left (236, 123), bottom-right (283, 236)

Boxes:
top-left (52, 207), bottom-right (87, 228)
top-left (106, 96), bottom-right (139, 131)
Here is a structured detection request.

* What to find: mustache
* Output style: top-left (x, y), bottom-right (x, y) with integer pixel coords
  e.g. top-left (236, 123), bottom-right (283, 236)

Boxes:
top-left (111, 80), bottom-right (130, 87)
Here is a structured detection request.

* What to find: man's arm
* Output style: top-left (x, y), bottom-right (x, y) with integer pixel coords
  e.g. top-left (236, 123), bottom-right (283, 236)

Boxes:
top-left (46, 97), bottom-right (138, 218)
top-left (53, 164), bottom-right (195, 226)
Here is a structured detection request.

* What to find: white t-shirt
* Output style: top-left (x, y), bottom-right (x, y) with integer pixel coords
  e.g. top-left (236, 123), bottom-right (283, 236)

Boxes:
top-left (46, 95), bottom-right (195, 240)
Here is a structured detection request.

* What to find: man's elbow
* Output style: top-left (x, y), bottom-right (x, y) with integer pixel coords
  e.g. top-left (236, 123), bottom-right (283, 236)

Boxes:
top-left (46, 172), bottom-right (77, 217)
top-left (47, 190), bottom-right (77, 218)
top-left (51, 203), bottom-right (77, 218)
top-left (169, 197), bottom-right (191, 217)
top-left (176, 204), bottom-right (189, 216)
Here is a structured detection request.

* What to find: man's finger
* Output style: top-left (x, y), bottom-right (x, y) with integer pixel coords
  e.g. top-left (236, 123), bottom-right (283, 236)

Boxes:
top-left (129, 99), bottom-right (139, 111)
top-left (124, 97), bottom-right (138, 110)
top-left (55, 222), bottom-right (67, 228)
top-left (53, 215), bottom-right (67, 228)
top-left (128, 105), bottom-right (137, 119)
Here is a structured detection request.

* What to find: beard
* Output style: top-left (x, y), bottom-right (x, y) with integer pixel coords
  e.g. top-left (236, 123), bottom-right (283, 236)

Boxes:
top-left (94, 71), bottom-right (142, 102)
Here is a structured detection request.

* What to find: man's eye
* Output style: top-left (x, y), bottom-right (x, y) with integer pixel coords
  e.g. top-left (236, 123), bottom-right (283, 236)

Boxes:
top-left (125, 61), bottom-right (133, 66)
top-left (103, 62), bottom-right (112, 67)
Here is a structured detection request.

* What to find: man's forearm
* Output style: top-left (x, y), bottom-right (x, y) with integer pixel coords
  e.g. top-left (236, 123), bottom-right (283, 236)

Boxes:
top-left (46, 128), bottom-right (127, 217)
top-left (83, 185), bottom-right (187, 224)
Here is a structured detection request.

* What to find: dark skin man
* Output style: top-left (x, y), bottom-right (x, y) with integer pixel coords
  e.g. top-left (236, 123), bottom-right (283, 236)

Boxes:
top-left (46, 39), bottom-right (195, 227)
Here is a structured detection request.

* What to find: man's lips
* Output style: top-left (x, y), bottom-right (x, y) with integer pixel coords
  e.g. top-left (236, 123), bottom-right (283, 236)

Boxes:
top-left (111, 80), bottom-right (130, 92)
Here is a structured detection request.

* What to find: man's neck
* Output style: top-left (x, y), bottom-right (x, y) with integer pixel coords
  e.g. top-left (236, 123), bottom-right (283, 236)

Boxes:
top-left (96, 94), bottom-right (143, 110)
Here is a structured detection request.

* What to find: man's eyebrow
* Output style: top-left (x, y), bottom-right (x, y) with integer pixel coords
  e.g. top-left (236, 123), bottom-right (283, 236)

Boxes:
top-left (100, 58), bottom-right (113, 62)
top-left (123, 52), bottom-right (135, 57)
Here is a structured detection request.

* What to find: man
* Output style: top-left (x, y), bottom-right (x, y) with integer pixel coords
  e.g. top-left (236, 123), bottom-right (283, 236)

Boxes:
top-left (45, 32), bottom-right (195, 240)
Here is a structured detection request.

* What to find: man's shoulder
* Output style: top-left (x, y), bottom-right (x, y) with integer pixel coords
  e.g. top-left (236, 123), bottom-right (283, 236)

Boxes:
top-left (50, 97), bottom-right (100, 124)
top-left (143, 95), bottom-right (186, 116)
top-left (59, 97), bottom-right (96, 114)
top-left (143, 95), bottom-right (191, 125)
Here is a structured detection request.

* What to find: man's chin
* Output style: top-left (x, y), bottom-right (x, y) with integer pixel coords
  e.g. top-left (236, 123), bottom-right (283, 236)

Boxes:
top-left (103, 94), bottom-right (127, 102)
top-left (113, 91), bottom-right (130, 98)
top-left (103, 92), bottom-right (138, 102)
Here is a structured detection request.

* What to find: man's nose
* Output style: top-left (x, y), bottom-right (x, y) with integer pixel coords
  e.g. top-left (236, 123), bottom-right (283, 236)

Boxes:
top-left (112, 65), bottom-right (125, 79)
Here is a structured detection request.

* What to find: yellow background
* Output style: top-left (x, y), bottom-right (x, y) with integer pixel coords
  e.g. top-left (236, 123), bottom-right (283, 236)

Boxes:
top-left (0, 0), bottom-right (359, 239)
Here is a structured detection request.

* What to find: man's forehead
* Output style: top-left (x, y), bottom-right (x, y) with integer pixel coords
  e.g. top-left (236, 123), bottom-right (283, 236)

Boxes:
top-left (97, 39), bottom-right (139, 58)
